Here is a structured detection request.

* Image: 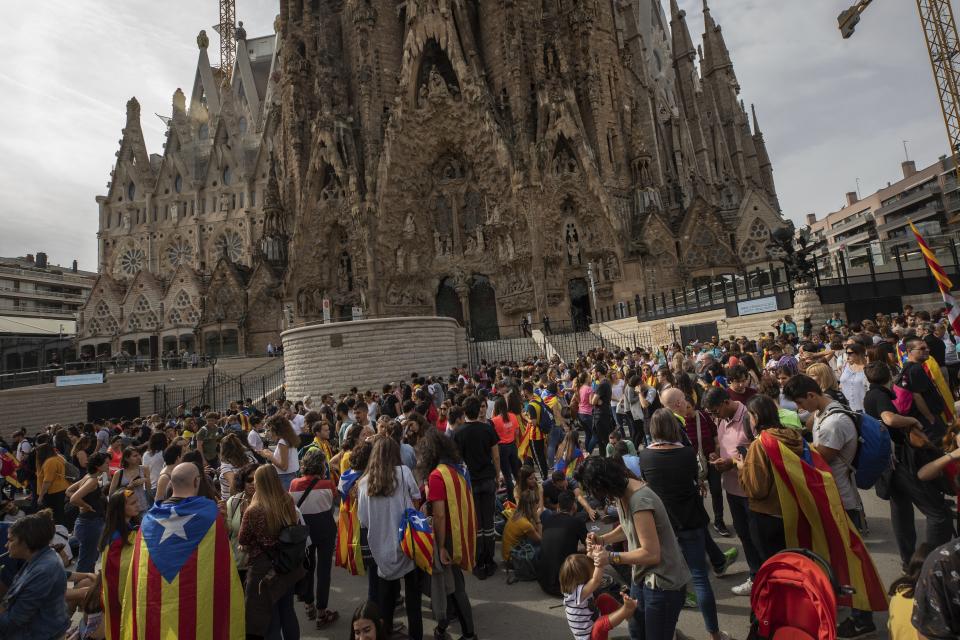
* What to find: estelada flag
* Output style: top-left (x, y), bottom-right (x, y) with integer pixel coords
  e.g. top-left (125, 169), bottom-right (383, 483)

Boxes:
top-left (121, 496), bottom-right (245, 639)
top-left (336, 469), bottom-right (365, 575)
top-left (760, 432), bottom-right (888, 612)
top-left (435, 463), bottom-right (476, 571)
top-left (101, 530), bottom-right (136, 640)
top-left (0, 449), bottom-right (21, 489)
top-left (398, 507), bottom-right (435, 575)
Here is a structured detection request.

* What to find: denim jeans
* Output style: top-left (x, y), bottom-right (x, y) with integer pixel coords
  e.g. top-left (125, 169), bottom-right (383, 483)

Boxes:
top-left (265, 586), bottom-right (299, 640)
top-left (72, 515), bottom-right (105, 573)
top-left (277, 472), bottom-right (296, 491)
top-left (579, 412), bottom-right (595, 453)
top-left (546, 425), bottom-right (565, 465)
top-left (676, 528), bottom-right (719, 633)
top-left (727, 494), bottom-right (762, 576)
top-left (498, 442), bottom-right (521, 499)
top-left (628, 581), bottom-right (685, 640)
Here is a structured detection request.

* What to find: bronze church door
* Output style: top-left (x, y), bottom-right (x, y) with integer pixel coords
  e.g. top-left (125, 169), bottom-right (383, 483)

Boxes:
top-left (568, 278), bottom-right (591, 331)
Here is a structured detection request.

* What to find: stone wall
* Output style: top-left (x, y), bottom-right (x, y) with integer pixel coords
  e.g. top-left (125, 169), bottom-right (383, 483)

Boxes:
top-left (594, 299), bottom-right (846, 348)
top-left (282, 317), bottom-right (464, 398)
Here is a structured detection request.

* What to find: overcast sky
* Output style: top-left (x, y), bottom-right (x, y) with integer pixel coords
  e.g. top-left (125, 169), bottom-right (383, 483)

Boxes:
top-left (0, 0), bottom-right (946, 271)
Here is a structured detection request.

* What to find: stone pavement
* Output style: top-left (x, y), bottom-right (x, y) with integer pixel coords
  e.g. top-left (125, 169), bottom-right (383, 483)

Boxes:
top-left (299, 487), bottom-right (913, 639)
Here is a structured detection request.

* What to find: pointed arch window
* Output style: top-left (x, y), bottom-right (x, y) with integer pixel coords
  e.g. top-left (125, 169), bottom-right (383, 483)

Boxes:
top-left (222, 166), bottom-right (232, 186)
top-left (174, 174), bottom-right (183, 193)
top-left (127, 182), bottom-right (136, 201)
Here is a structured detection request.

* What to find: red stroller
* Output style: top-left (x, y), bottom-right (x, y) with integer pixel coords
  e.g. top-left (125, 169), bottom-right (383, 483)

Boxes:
top-left (749, 549), bottom-right (852, 640)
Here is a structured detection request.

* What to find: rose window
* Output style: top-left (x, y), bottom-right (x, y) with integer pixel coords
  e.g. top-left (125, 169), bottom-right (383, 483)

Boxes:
top-left (748, 220), bottom-right (769, 241)
top-left (214, 230), bottom-right (244, 262)
top-left (117, 247), bottom-right (145, 276)
top-left (166, 239), bottom-right (193, 269)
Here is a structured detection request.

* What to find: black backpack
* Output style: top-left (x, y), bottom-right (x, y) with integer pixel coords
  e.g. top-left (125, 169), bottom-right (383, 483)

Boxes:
top-left (269, 478), bottom-right (317, 574)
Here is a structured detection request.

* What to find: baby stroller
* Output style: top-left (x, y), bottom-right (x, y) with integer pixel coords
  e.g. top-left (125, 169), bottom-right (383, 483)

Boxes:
top-left (749, 549), bottom-right (852, 640)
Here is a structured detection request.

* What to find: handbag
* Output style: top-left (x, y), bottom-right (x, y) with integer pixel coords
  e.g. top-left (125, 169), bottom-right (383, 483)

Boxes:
top-left (694, 413), bottom-right (708, 482)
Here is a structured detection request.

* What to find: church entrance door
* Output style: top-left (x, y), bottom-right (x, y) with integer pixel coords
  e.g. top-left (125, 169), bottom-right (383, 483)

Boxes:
top-left (435, 278), bottom-right (464, 325)
top-left (468, 275), bottom-right (499, 341)
top-left (568, 278), bottom-right (591, 331)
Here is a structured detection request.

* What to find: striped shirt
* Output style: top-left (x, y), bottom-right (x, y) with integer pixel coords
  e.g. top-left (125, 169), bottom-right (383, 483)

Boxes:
top-left (563, 584), bottom-right (596, 640)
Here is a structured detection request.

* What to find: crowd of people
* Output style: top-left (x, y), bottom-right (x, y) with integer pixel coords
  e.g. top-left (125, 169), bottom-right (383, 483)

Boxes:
top-left (0, 304), bottom-right (959, 640)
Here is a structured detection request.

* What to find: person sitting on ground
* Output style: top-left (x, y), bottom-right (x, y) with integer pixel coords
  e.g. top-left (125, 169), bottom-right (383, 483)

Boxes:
top-left (604, 430), bottom-right (636, 458)
top-left (537, 491), bottom-right (588, 597)
top-left (911, 537), bottom-right (960, 639)
top-left (542, 470), bottom-right (596, 520)
top-left (0, 509), bottom-right (70, 639)
top-left (560, 553), bottom-right (638, 640)
top-left (501, 489), bottom-right (542, 570)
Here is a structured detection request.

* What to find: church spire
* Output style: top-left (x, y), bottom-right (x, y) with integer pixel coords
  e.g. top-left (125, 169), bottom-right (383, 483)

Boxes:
top-left (751, 103), bottom-right (762, 136)
top-left (259, 155), bottom-right (289, 269)
top-left (670, 0), bottom-right (697, 63)
top-left (701, 0), bottom-right (736, 84)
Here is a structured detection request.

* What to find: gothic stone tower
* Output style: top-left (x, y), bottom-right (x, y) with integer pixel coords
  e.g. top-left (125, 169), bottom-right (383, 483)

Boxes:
top-left (277, 0), bottom-right (783, 338)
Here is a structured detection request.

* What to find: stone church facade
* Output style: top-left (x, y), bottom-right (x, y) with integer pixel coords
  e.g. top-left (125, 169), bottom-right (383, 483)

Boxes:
top-left (81, 0), bottom-right (783, 356)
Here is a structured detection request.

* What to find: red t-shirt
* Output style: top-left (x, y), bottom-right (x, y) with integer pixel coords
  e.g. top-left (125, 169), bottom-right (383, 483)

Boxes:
top-left (491, 413), bottom-right (519, 445)
top-left (427, 468), bottom-right (452, 539)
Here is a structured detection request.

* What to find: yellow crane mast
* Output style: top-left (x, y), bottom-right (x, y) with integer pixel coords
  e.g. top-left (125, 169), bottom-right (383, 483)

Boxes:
top-left (839, 0), bottom-right (960, 181)
top-left (215, 0), bottom-right (237, 81)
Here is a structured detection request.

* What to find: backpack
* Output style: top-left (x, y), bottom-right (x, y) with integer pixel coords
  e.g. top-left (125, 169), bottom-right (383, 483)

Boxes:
top-left (528, 396), bottom-right (556, 432)
top-left (269, 479), bottom-right (316, 574)
top-left (508, 540), bottom-right (539, 583)
top-left (823, 407), bottom-right (892, 490)
top-left (749, 549), bottom-right (841, 640)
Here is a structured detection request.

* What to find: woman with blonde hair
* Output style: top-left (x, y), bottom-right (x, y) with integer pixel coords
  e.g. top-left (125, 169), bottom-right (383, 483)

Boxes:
top-left (238, 463), bottom-right (304, 640)
top-left (805, 362), bottom-right (850, 408)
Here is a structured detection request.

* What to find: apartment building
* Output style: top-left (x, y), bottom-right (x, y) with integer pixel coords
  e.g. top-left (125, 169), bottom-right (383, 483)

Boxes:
top-left (806, 156), bottom-right (957, 270)
top-left (0, 252), bottom-right (96, 372)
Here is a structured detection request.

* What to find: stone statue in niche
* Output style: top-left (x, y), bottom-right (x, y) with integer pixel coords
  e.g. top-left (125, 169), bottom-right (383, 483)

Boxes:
top-left (427, 66), bottom-right (449, 100)
top-left (312, 288), bottom-right (324, 314)
top-left (476, 228), bottom-right (485, 252)
top-left (565, 222), bottom-right (582, 266)
top-left (403, 212), bottom-right (416, 239)
top-left (395, 245), bottom-right (406, 273)
top-left (297, 288), bottom-right (314, 316)
top-left (505, 235), bottom-right (515, 260)
top-left (409, 251), bottom-right (419, 271)
top-left (337, 252), bottom-right (353, 291)
top-left (122, 213), bottom-right (132, 232)
top-left (169, 203), bottom-right (179, 224)
top-left (602, 254), bottom-right (620, 281)
top-left (219, 192), bottom-right (231, 211)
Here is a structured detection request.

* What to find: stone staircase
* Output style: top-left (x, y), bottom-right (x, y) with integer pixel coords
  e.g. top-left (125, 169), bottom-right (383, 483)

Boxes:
top-left (542, 331), bottom-right (607, 363)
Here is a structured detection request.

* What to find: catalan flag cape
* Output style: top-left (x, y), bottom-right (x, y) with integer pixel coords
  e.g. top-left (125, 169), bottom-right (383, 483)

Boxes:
top-left (122, 496), bottom-right (245, 640)
top-left (760, 431), bottom-right (888, 612)
top-left (335, 469), bottom-right (365, 576)
top-left (398, 507), bottom-right (435, 575)
top-left (101, 530), bottom-right (136, 640)
top-left (435, 463), bottom-right (477, 571)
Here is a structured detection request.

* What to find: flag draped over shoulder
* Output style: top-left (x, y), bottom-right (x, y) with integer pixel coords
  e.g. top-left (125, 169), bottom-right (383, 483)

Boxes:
top-left (398, 507), bottom-right (435, 575)
top-left (336, 469), bottom-right (364, 576)
top-left (122, 496), bottom-right (245, 640)
top-left (554, 448), bottom-right (584, 479)
top-left (436, 463), bottom-right (477, 571)
top-left (101, 530), bottom-right (136, 640)
top-left (760, 432), bottom-right (888, 612)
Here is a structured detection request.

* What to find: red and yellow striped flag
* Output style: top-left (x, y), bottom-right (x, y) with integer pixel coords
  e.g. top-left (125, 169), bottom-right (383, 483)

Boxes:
top-left (121, 496), bottom-right (245, 639)
top-left (335, 470), bottom-right (365, 575)
top-left (912, 221), bottom-right (960, 335)
top-left (761, 432), bottom-right (888, 612)
top-left (101, 530), bottom-right (136, 640)
top-left (399, 507), bottom-right (435, 575)
top-left (436, 463), bottom-right (477, 571)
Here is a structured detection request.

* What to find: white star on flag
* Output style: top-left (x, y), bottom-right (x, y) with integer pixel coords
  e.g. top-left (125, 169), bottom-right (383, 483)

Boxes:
top-left (158, 506), bottom-right (195, 544)
top-left (410, 514), bottom-right (427, 528)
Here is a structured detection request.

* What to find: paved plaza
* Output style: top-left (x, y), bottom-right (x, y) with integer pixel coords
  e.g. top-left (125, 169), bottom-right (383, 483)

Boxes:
top-left (305, 487), bottom-right (907, 639)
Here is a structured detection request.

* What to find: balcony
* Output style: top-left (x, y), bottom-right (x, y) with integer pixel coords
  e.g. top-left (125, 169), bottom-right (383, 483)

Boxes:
top-left (0, 265), bottom-right (95, 287)
top-left (833, 229), bottom-right (874, 249)
top-left (0, 287), bottom-right (87, 302)
top-left (0, 302), bottom-right (77, 320)
top-left (877, 201), bottom-right (945, 234)
top-left (828, 213), bottom-right (874, 239)
top-left (875, 183), bottom-right (941, 217)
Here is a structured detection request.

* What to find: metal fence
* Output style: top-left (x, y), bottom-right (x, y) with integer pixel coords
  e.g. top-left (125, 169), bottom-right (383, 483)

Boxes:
top-left (153, 365), bottom-right (286, 417)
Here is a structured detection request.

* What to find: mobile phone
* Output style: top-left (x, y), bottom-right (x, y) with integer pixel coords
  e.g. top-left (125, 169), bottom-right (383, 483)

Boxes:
top-left (736, 445), bottom-right (748, 457)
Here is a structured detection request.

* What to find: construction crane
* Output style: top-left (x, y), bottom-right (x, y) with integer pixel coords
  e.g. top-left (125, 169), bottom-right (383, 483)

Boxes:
top-left (839, 1), bottom-right (960, 181)
top-left (214, 0), bottom-right (237, 81)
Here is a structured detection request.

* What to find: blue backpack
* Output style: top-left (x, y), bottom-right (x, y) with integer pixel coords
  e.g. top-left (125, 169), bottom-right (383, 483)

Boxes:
top-left (824, 407), bottom-right (892, 490)
top-left (527, 396), bottom-right (556, 432)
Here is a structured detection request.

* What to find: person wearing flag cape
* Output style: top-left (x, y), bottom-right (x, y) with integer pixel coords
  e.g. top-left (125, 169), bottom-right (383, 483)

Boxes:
top-left (98, 488), bottom-right (141, 640)
top-left (122, 462), bottom-right (245, 640)
top-left (417, 428), bottom-right (478, 640)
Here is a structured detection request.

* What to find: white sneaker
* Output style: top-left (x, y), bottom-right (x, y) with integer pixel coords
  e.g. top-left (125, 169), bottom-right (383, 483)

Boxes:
top-left (731, 578), bottom-right (753, 596)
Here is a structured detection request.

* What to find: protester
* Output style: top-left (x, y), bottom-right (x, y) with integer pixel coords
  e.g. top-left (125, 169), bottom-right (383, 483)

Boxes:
top-left (259, 414), bottom-right (300, 490)
top-left (67, 452), bottom-right (109, 573)
top-left (98, 488), bottom-right (141, 640)
top-left (560, 553), bottom-right (638, 640)
top-left (0, 510), bottom-right (69, 639)
top-left (579, 456), bottom-right (691, 640)
top-left (107, 447), bottom-right (150, 514)
top-left (357, 436), bottom-right (423, 640)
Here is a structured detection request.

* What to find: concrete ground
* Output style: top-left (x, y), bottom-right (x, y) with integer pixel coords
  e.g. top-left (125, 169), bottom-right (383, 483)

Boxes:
top-left (300, 487), bottom-right (916, 639)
